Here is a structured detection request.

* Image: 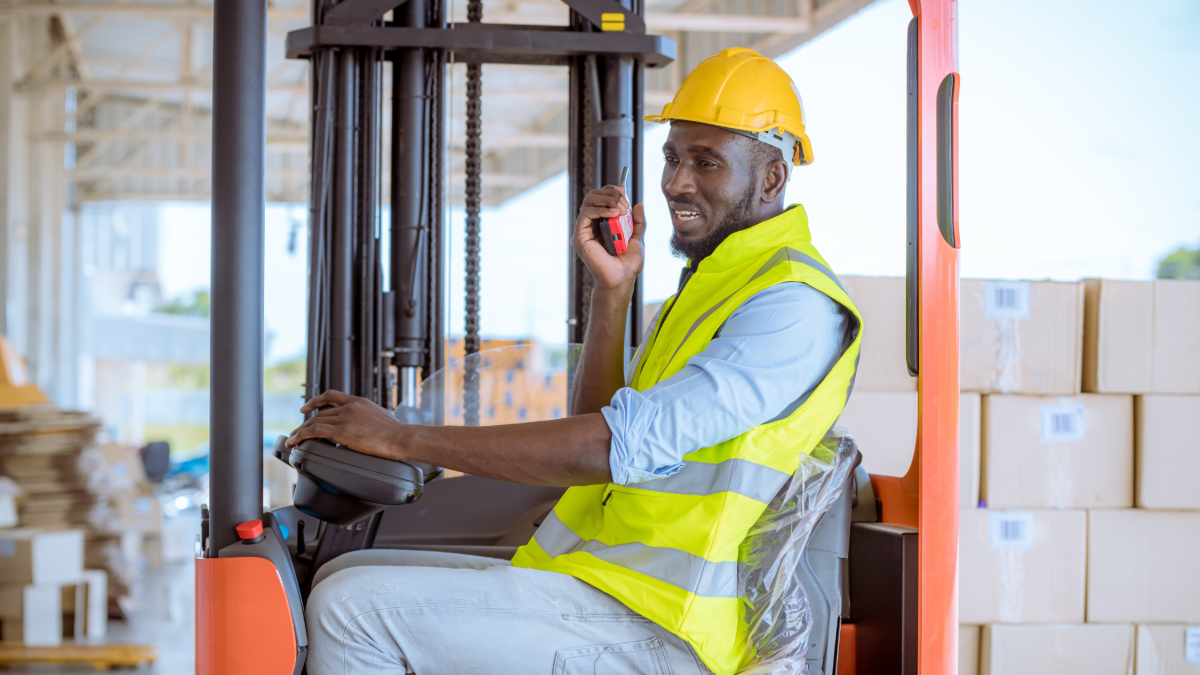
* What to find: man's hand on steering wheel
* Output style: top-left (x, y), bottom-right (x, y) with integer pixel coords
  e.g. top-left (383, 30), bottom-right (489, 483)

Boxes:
top-left (286, 390), bottom-right (407, 461)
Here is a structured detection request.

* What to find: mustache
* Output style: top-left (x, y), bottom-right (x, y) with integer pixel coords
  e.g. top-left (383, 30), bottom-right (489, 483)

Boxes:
top-left (668, 198), bottom-right (704, 214)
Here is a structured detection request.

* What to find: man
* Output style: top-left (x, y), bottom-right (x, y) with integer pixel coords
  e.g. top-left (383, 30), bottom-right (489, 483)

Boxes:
top-left (291, 47), bottom-right (862, 675)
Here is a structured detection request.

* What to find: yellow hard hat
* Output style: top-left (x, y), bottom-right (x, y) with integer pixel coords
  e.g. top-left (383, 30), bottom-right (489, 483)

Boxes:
top-left (645, 47), bottom-right (813, 166)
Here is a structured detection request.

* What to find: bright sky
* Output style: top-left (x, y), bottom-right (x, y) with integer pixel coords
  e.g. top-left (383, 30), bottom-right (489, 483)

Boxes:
top-left (158, 0), bottom-right (1200, 360)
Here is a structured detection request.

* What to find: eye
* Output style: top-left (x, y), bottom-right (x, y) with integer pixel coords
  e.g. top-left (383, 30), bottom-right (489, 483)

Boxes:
top-left (699, 159), bottom-right (718, 168)
top-left (664, 154), bottom-right (679, 164)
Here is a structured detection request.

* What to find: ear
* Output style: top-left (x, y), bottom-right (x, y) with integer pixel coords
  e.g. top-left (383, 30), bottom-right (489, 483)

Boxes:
top-left (760, 159), bottom-right (789, 204)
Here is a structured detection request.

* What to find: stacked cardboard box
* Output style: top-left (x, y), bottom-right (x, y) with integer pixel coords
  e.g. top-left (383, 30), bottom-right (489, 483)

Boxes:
top-left (0, 529), bottom-right (108, 646)
top-left (962, 278), bottom-right (1200, 674)
top-left (0, 410), bottom-right (104, 528)
top-left (0, 409), bottom-right (159, 600)
top-left (838, 276), bottom-right (1200, 673)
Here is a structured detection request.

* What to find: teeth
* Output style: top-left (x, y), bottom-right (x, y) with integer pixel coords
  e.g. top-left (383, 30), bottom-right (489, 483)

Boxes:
top-left (674, 210), bottom-right (700, 221)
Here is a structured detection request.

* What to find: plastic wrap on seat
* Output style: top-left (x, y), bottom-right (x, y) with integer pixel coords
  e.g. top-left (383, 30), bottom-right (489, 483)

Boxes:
top-left (738, 428), bottom-right (859, 675)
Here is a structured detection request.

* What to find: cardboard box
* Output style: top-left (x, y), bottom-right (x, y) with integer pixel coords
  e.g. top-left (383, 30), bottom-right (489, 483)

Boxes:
top-left (836, 392), bottom-right (981, 507)
top-left (1135, 395), bottom-right (1200, 509)
top-left (981, 394), bottom-right (1133, 508)
top-left (961, 279), bottom-right (1084, 395)
top-left (1135, 625), bottom-right (1200, 674)
top-left (1150, 281), bottom-right (1200, 394)
top-left (0, 585), bottom-right (62, 646)
top-left (0, 530), bottom-right (84, 586)
top-left (97, 442), bottom-right (145, 494)
top-left (85, 530), bottom-right (142, 599)
top-left (841, 276), bottom-right (916, 392)
top-left (112, 489), bottom-right (162, 534)
top-left (837, 391), bottom-right (917, 475)
top-left (61, 569), bottom-right (107, 642)
top-left (961, 625), bottom-right (981, 675)
top-left (959, 509), bottom-right (1086, 624)
top-left (981, 624), bottom-right (1134, 675)
top-left (1088, 510), bottom-right (1200, 624)
top-left (1083, 279), bottom-right (1200, 394)
top-left (960, 393), bottom-right (982, 508)
top-left (0, 478), bottom-right (19, 529)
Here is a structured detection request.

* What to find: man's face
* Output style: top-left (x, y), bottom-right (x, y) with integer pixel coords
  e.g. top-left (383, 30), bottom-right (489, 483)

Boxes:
top-left (661, 121), bottom-right (762, 261)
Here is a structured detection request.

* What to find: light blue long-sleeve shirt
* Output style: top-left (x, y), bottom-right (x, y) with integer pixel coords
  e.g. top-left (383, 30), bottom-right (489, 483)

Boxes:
top-left (603, 282), bottom-right (852, 486)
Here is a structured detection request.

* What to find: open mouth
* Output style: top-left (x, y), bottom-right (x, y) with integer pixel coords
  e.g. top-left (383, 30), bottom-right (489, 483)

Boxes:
top-left (673, 210), bottom-right (701, 222)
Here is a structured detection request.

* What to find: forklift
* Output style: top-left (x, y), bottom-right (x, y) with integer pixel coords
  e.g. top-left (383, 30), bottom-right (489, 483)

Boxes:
top-left (194, 0), bottom-right (959, 672)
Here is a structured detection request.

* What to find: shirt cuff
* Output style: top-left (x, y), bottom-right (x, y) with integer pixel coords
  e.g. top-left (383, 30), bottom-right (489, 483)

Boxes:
top-left (601, 387), bottom-right (685, 486)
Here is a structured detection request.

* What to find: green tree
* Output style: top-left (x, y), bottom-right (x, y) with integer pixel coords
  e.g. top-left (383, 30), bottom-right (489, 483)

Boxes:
top-left (1156, 244), bottom-right (1200, 280)
top-left (158, 290), bottom-right (211, 318)
top-left (265, 356), bottom-right (307, 392)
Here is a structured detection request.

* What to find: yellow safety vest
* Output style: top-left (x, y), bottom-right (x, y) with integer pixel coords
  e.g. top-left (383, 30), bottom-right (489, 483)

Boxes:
top-left (512, 205), bottom-right (863, 674)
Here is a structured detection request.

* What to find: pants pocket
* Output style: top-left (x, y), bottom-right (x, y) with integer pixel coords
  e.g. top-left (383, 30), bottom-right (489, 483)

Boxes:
top-left (552, 636), bottom-right (673, 675)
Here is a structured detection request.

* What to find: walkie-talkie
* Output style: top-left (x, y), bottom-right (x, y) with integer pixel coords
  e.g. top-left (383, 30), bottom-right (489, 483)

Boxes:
top-left (598, 166), bottom-right (633, 256)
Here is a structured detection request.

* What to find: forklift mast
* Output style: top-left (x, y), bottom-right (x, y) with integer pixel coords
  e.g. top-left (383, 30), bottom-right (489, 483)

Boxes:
top-left (198, 0), bottom-right (672, 673)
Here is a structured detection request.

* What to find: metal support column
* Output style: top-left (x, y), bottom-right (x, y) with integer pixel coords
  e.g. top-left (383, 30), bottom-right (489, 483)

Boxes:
top-left (208, 0), bottom-right (266, 556)
top-left (391, 0), bottom-right (429, 406)
top-left (330, 50), bottom-right (358, 393)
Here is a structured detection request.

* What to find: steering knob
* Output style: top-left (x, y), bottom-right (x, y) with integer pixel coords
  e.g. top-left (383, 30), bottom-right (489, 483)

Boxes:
top-left (273, 436), bottom-right (426, 525)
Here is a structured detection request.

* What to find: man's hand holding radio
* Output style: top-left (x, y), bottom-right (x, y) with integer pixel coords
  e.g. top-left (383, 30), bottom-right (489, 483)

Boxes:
top-left (571, 185), bottom-right (646, 295)
top-left (568, 185), bottom-right (648, 416)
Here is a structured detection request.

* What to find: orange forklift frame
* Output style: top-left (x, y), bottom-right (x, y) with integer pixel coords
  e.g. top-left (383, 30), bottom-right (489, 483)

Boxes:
top-left (195, 0), bottom-right (959, 671)
top-left (870, 0), bottom-right (962, 672)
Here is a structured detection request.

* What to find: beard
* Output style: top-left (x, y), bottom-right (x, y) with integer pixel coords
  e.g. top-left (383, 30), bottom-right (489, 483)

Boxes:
top-left (669, 182), bottom-right (760, 263)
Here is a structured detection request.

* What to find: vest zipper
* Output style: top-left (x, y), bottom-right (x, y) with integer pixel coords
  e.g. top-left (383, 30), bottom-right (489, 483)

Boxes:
top-left (602, 490), bottom-right (613, 506)
top-left (656, 265), bottom-right (695, 330)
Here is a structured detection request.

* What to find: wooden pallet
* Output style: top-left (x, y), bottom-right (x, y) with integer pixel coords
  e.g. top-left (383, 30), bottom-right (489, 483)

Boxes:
top-left (0, 644), bottom-right (156, 670)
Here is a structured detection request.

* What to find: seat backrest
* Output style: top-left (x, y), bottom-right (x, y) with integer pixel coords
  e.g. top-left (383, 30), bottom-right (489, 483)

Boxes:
top-left (738, 430), bottom-right (860, 675)
top-left (797, 454), bottom-right (859, 675)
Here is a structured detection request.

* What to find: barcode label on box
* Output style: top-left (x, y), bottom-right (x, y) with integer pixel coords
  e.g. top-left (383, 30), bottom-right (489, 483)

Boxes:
top-left (988, 511), bottom-right (1034, 550)
top-left (984, 280), bottom-right (1030, 320)
top-left (1186, 626), bottom-right (1200, 664)
top-left (1039, 403), bottom-right (1086, 443)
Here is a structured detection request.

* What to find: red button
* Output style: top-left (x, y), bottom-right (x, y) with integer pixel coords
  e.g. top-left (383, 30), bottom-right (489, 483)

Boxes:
top-left (236, 519), bottom-right (264, 540)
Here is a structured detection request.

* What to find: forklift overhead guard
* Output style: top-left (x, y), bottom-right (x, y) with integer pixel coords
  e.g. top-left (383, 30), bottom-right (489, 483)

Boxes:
top-left (286, 24), bottom-right (676, 67)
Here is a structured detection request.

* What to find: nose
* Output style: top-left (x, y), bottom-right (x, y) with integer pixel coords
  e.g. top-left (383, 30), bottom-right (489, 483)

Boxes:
top-left (662, 159), bottom-right (695, 199)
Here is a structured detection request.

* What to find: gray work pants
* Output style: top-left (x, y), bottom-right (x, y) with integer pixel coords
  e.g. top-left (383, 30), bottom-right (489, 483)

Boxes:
top-left (305, 549), bottom-right (714, 675)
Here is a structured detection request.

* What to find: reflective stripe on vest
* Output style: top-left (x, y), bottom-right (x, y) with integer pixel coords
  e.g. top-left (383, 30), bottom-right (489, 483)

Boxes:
top-left (534, 511), bottom-right (740, 598)
top-left (633, 459), bottom-right (790, 504)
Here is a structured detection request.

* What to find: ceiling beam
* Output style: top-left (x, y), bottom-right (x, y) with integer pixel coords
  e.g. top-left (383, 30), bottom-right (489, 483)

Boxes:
top-left (42, 130), bottom-right (308, 146)
top-left (69, 166), bottom-right (308, 180)
top-left (646, 13), bottom-right (809, 34)
top-left (0, 2), bottom-right (308, 22)
top-left (19, 78), bottom-right (308, 95)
